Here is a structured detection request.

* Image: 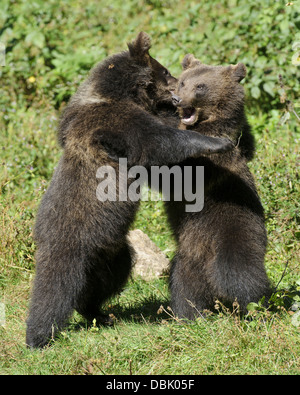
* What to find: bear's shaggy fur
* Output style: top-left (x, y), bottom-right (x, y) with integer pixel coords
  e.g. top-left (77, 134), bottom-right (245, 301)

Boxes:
top-left (167, 54), bottom-right (271, 318)
top-left (26, 36), bottom-right (233, 348)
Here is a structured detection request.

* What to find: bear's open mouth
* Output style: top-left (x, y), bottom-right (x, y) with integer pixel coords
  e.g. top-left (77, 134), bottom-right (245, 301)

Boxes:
top-left (181, 107), bottom-right (197, 125)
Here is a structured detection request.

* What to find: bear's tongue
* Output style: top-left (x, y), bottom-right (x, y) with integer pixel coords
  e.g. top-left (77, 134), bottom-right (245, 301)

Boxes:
top-left (181, 107), bottom-right (197, 125)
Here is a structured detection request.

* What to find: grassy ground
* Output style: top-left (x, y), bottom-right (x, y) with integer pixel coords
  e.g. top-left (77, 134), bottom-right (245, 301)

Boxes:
top-left (1, 0), bottom-right (300, 375)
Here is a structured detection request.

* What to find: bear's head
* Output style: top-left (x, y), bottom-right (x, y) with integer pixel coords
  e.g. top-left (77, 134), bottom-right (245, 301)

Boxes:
top-left (128, 32), bottom-right (177, 91)
top-left (91, 32), bottom-right (177, 110)
top-left (172, 54), bottom-right (246, 127)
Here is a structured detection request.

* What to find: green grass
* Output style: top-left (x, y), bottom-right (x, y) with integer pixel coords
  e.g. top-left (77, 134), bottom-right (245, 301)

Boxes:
top-left (1, 0), bottom-right (300, 375)
top-left (1, 277), bottom-right (300, 375)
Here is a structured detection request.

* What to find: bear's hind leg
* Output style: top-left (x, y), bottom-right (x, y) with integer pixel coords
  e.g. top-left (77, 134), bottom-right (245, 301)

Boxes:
top-left (75, 242), bottom-right (133, 323)
top-left (169, 253), bottom-right (215, 320)
top-left (210, 246), bottom-right (271, 313)
top-left (26, 251), bottom-right (86, 348)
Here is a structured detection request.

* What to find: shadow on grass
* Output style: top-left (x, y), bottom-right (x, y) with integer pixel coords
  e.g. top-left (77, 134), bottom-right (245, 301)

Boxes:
top-left (69, 295), bottom-right (172, 333)
top-left (69, 284), bottom-right (300, 334)
top-left (109, 295), bottom-right (171, 324)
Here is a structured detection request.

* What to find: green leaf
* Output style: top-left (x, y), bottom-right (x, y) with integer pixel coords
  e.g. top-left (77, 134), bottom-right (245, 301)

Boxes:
top-left (247, 302), bottom-right (259, 311)
top-left (251, 86), bottom-right (261, 99)
top-left (25, 31), bottom-right (45, 49)
top-left (291, 51), bottom-right (300, 66)
top-left (291, 311), bottom-right (300, 327)
top-left (279, 19), bottom-right (289, 33)
top-left (280, 111), bottom-right (290, 125)
top-left (263, 82), bottom-right (275, 97)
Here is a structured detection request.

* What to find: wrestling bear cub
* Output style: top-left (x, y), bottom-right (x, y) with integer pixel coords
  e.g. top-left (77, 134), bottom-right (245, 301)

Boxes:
top-left (26, 34), bottom-right (233, 348)
top-left (167, 54), bottom-right (272, 318)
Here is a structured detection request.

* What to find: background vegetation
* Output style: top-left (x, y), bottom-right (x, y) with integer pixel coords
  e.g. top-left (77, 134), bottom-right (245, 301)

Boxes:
top-left (0, 0), bottom-right (299, 375)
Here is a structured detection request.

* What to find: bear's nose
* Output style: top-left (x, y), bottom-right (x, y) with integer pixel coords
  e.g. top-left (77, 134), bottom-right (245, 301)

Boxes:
top-left (171, 93), bottom-right (182, 106)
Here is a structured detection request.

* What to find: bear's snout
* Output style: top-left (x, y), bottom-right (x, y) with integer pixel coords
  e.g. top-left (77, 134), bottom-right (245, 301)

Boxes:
top-left (171, 93), bottom-right (182, 106)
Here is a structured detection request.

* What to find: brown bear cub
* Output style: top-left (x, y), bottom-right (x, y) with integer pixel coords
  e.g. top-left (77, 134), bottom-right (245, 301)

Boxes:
top-left (167, 54), bottom-right (272, 319)
top-left (26, 35), bottom-right (233, 348)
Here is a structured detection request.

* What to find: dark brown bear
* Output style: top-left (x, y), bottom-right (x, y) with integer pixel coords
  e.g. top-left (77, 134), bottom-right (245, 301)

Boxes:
top-left (167, 54), bottom-right (271, 319)
top-left (26, 35), bottom-right (233, 348)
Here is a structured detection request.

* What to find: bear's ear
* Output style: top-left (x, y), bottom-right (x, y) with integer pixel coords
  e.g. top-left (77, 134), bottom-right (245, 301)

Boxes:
top-left (231, 63), bottom-right (247, 82)
top-left (128, 32), bottom-right (151, 64)
top-left (181, 54), bottom-right (201, 70)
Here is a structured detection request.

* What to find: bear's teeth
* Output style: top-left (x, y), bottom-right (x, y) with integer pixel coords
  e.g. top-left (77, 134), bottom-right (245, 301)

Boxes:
top-left (182, 107), bottom-right (197, 125)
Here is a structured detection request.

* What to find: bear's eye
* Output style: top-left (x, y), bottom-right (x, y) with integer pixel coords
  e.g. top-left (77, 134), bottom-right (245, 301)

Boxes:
top-left (196, 84), bottom-right (206, 90)
top-left (163, 69), bottom-right (170, 77)
top-left (180, 81), bottom-right (185, 88)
